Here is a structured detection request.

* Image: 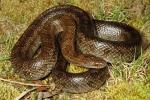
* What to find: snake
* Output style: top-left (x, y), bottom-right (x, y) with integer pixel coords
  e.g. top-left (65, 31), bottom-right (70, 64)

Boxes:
top-left (11, 5), bottom-right (142, 94)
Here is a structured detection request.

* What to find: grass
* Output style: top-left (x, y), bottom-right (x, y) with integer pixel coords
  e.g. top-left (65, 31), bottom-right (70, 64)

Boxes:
top-left (0, 0), bottom-right (150, 100)
top-left (106, 82), bottom-right (150, 100)
top-left (0, 82), bottom-right (20, 100)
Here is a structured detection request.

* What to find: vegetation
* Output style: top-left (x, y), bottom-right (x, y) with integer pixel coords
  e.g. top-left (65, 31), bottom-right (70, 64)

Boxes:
top-left (0, 0), bottom-right (150, 100)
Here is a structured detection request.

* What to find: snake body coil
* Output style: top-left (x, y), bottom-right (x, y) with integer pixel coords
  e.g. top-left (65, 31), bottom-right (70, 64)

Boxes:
top-left (11, 5), bottom-right (142, 94)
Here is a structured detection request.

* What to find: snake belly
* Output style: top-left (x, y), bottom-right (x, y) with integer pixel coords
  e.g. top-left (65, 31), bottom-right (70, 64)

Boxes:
top-left (11, 5), bottom-right (142, 94)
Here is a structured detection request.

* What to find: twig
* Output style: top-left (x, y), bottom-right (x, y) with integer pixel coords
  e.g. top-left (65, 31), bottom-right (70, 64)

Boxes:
top-left (37, 92), bottom-right (43, 100)
top-left (37, 92), bottom-right (52, 100)
top-left (14, 88), bottom-right (36, 100)
top-left (0, 77), bottom-right (52, 87)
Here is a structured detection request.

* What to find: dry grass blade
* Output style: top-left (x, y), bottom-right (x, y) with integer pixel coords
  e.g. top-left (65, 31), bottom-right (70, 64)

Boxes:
top-left (14, 88), bottom-right (36, 100)
top-left (0, 77), bottom-right (53, 87)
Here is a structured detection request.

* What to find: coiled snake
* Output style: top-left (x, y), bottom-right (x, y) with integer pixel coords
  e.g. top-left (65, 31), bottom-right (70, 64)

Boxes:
top-left (11, 5), bottom-right (142, 94)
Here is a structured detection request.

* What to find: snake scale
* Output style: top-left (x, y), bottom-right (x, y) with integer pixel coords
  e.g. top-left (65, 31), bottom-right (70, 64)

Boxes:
top-left (11, 5), bottom-right (142, 94)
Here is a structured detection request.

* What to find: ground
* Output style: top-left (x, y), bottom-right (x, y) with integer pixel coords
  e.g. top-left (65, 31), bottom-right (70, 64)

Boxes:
top-left (0, 0), bottom-right (150, 100)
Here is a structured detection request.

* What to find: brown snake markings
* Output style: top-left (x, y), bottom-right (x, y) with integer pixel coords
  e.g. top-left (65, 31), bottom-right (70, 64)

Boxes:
top-left (11, 5), bottom-right (142, 94)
